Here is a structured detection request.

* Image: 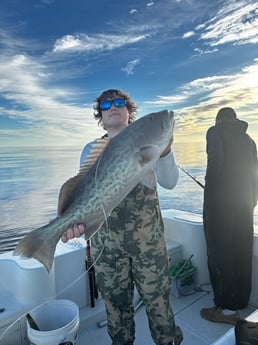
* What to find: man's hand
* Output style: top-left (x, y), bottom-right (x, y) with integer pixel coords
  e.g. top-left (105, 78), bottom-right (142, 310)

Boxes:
top-left (160, 136), bottom-right (174, 158)
top-left (61, 224), bottom-right (85, 243)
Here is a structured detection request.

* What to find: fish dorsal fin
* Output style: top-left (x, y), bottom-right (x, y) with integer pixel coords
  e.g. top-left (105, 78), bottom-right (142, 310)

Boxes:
top-left (80, 138), bottom-right (110, 175)
top-left (57, 138), bottom-right (109, 216)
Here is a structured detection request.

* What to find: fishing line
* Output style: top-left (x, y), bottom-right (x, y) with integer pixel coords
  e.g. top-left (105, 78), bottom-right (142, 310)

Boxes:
top-left (89, 144), bottom-right (109, 270)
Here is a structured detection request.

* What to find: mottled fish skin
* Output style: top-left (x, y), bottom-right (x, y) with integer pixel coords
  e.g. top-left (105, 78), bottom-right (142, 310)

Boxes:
top-left (13, 110), bottom-right (175, 272)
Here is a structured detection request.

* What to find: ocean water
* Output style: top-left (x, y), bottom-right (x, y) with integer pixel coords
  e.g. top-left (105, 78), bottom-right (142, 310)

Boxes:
top-left (0, 143), bottom-right (257, 253)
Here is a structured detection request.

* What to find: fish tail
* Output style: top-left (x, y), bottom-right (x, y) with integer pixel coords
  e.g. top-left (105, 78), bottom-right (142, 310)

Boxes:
top-left (13, 220), bottom-right (60, 273)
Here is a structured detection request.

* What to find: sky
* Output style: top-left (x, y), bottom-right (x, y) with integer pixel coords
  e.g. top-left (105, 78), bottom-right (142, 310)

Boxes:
top-left (0, 0), bottom-right (257, 148)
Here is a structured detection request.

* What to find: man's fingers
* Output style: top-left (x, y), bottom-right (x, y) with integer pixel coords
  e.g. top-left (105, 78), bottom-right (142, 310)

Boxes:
top-left (67, 227), bottom-right (76, 239)
top-left (61, 224), bottom-right (85, 243)
top-left (73, 224), bottom-right (85, 237)
top-left (61, 232), bottom-right (68, 243)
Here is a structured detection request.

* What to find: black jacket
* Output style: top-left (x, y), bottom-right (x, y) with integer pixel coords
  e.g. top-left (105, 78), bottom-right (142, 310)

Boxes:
top-left (204, 118), bottom-right (258, 209)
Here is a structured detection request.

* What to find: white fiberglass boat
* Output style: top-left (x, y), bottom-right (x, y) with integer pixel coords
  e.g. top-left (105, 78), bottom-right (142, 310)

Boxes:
top-left (0, 209), bottom-right (257, 345)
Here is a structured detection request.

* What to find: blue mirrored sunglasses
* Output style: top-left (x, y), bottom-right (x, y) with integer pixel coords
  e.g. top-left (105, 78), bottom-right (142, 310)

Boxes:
top-left (100, 98), bottom-right (126, 111)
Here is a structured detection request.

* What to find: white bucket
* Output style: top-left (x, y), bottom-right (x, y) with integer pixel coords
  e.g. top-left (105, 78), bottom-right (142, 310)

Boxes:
top-left (27, 299), bottom-right (79, 345)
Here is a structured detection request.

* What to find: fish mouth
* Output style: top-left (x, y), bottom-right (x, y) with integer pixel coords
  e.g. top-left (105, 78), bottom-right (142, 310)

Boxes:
top-left (161, 110), bottom-right (174, 131)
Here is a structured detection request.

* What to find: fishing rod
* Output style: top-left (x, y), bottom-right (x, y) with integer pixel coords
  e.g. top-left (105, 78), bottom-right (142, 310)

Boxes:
top-left (177, 165), bottom-right (205, 189)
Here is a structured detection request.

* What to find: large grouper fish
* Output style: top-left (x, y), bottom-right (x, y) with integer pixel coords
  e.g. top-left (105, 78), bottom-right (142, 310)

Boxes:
top-left (14, 110), bottom-right (175, 272)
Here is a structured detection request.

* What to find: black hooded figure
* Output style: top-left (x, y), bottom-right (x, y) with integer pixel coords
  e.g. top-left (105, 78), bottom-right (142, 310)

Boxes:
top-left (202, 107), bottom-right (258, 320)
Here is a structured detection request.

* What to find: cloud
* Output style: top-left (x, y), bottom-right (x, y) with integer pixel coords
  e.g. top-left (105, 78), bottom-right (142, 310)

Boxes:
top-left (198, 1), bottom-right (258, 46)
top-left (183, 31), bottom-right (195, 38)
top-left (145, 94), bottom-right (188, 105)
top-left (144, 58), bottom-right (258, 141)
top-left (193, 47), bottom-right (219, 56)
top-left (53, 33), bottom-right (149, 53)
top-left (121, 59), bottom-right (140, 75)
top-left (0, 51), bottom-right (104, 146)
top-left (129, 9), bottom-right (138, 14)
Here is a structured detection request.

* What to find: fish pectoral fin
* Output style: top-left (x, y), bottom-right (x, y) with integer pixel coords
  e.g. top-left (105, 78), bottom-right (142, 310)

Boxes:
top-left (140, 170), bottom-right (157, 189)
top-left (57, 174), bottom-right (84, 216)
top-left (136, 145), bottom-right (160, 165)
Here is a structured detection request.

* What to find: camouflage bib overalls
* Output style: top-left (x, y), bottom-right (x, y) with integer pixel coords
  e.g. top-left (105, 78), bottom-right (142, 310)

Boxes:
top-left (91, 183), bottom-right (183, 345)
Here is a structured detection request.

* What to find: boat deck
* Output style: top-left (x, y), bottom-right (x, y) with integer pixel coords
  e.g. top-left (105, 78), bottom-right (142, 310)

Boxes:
top-left (1, 210), bottom-right (257, 345)
top-left (76, 284), bottom-right (256, 345)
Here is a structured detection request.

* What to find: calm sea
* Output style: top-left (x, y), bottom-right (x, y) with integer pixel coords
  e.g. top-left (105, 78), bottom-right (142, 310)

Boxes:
top-left (0, 143), bottom-right (257, 253)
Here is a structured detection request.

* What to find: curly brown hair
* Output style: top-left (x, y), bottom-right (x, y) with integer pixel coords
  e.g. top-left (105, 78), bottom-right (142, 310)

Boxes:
top-left (93, 89), bottom-right (138, 129)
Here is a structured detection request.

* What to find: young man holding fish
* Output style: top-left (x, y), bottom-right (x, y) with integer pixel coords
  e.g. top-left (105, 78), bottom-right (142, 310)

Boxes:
top-left (62, 89), bottom-right (183, 345)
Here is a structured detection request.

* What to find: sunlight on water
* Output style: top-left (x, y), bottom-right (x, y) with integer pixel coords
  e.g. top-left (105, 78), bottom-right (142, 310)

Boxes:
top-left (0, 143), bottom-right (257, 252)
top-left (0, 146), bottom-right (81, 252)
